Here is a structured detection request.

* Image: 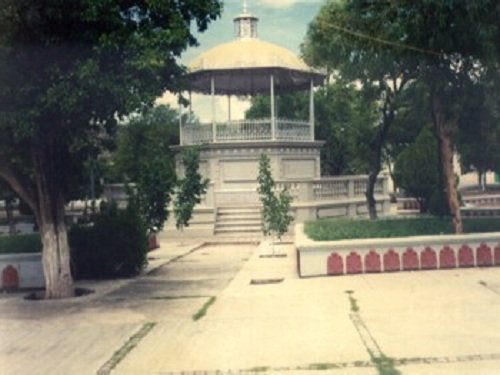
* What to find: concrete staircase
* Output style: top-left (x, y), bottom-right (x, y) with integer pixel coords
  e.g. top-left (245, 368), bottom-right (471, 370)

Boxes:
top-left (214, 206), bottom-right (262, 236)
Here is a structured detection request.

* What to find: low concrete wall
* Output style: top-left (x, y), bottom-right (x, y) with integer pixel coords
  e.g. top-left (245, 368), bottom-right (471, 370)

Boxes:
top-left (295, 223), bottom-right (500, 277)
top-left (0, 253), bottom-right (44, 289)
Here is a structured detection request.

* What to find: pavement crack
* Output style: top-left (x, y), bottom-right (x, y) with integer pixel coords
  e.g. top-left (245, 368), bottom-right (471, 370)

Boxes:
top-left (96, 322), bottom-right (157, 375)
top-left (346, 291), bottom-right (401, 375)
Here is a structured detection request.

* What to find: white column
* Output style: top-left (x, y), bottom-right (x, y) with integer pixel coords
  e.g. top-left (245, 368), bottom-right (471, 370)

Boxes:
top-left (211, 76), bottom-right (216, 143)
top-left (178, 94), bottom-right (183, 145)
top-left (227, 95), bottom-right (231, 123)
top-left (309, 78), bottom-right (315, 141)
top-left (270, 74), bottom-right (276, 140)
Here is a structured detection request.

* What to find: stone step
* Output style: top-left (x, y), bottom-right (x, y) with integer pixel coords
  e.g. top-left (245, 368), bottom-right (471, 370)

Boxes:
top-left (217, 207), bottom-right (261, 214)
top-left (214, 225), bottom-right (262, 234)
top-left (215, 219), bottom-right (262, 227)
top-left (216, 213), bottom-right (261, 220)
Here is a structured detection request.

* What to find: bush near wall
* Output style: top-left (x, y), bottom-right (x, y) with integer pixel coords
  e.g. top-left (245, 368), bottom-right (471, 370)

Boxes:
top-left (305, 217), bottom-right (500, 241)
top-left (69, 204), bottom-right (148, 279)
top-left (0, 234), bottom-right (41, 255)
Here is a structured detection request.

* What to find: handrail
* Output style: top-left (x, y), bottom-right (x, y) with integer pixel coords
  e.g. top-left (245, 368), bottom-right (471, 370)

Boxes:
top-left (181, 118), bottom-right (312, 145)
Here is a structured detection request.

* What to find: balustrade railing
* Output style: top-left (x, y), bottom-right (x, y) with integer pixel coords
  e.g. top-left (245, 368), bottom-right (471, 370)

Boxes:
top-left (181, 118), bottom-right (312, 145)
top-left (182, 124), bottom-right (213, 145)
top-left (313, 179), bottom-right (349, 200)
top-left (216, 119), bottom-right (272, 142)
top-left (273, 175), bottom-right (388, 203)
top-left (276, 118), bottom-right (311, 141)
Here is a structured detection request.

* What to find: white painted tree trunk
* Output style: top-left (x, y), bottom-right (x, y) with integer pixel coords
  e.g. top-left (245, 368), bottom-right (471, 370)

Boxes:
top-left (40, 218), bottom-right (74, 298)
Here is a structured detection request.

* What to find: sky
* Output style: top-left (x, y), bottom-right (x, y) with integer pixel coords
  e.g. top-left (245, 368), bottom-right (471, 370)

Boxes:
top-left (157, 0), bottom-right (323, 122)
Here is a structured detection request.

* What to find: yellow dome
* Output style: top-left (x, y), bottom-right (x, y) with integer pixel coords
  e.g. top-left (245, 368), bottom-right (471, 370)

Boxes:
top-left (188, 38), bottom-right (311, 72)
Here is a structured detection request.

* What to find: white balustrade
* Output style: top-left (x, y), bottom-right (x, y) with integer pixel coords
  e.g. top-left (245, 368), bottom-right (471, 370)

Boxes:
top-left (216, 119), bottom-right (272, 142)
top-left (313, 179), bottom-right (349, 200)
top-left (181, 118), bottom-right (312, 145)
top-left (276, 118), bottom-right (311, 141)
top-left (182, 124), bottom-right (213, 145)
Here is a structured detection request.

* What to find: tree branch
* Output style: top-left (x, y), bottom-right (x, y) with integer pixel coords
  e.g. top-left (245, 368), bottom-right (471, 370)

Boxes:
top-left (0, 156), bottom-right (37, 217)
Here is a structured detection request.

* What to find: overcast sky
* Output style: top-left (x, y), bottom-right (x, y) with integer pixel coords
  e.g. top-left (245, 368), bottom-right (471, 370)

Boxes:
top-left (158, 0), bottom-right (323, 122)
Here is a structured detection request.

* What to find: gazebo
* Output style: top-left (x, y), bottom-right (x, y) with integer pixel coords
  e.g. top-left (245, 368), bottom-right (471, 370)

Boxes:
top-left (168, 3), bottom-right (389, 236)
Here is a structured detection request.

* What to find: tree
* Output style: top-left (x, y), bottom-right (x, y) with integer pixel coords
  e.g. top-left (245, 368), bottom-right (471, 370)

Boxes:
top-left (174, 148), bottom-right (209, 230)
top-left (394, 128), bottom-right (440, 213)
top-left (112, 105), bottom-right (179, 233)
top-left (457, 74), bottom-right (500, 190)
top-left (398, 1), bottom-right (499, 232)
top-left (246, 82), bottom-right (375, 176)
top-left (303, 0), bottom-right (416, 219)
top-left (304, 0), bottom-right (499, 232)
top-left (257, 154), bottom-right (293, 251)
top-left (0, 1), bottom-right (222, 298)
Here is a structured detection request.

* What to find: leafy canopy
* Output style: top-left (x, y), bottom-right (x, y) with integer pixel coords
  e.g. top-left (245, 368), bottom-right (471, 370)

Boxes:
top-left (0, 0), bottom-right (222, 201)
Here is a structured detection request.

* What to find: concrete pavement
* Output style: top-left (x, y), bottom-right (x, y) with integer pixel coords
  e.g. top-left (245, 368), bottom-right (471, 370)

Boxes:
top-left (1, 235), bottom-right (500, 374)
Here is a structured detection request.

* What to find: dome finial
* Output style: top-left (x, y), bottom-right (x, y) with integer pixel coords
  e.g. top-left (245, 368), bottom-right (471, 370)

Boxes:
top-left (234, 0), bottom-right (258, 39)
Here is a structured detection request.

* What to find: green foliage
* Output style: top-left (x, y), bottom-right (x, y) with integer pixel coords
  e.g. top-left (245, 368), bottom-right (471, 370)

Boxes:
top-left (192, 296), bottom-right (216, 321)
top-left (69, 203), bottom-right (148, 279)
top-left (305, 217), bottom-right (500, 241)
top-left (394, 128), bottom-right (440, 213)
top-left (174, 148), bottom-right (209, 230)
top-left (112, 105), bottom-right (179, 232)
top-left (0, 0), bottom-right (222, 293)
top-left (257, 154), bottom-right (293, 240)
top-left (0, 0), bottom-right (221, 198)
top-left (0, 234), bottom-right (41, 254)
top-left (457, 74), bottom-right (500, 178)
top-left (245, 82), bottom-right (377, 176)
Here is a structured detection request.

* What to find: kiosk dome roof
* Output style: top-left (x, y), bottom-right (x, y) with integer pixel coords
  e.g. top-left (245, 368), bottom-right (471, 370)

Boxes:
top-left (185, 6), bottom-right (323, 95)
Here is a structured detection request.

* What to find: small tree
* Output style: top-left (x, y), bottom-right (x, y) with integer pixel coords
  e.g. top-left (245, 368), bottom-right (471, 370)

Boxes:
top-left (174, 148), bottom-right (209, 230)
top-left (257, 154), bottom-right (293, 252)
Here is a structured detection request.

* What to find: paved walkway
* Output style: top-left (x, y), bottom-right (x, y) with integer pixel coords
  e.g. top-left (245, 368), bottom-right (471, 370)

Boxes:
top-left (1, 234), bottom-right (500, 374)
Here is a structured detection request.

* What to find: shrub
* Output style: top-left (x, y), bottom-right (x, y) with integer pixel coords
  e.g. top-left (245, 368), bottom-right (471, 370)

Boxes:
top-left (394, 128), bottom-right (441, 213)
top-left (0, 233), bottom-right (41, 254)
top-left (69, 203), bottom-right (148, 279)
top-left (305, 217), bottom-right (500, 241)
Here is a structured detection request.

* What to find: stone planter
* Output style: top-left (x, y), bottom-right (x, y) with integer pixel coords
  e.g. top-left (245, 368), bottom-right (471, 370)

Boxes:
top-left (0, 253), bottom-right (44, 289)
top-left (148, 233), bottom-right (159, 251)
top-left (295, 223), bottom-right (500, 277)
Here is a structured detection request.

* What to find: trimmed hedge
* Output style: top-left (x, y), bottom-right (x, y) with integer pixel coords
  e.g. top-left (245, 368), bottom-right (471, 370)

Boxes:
top-left (69, 204), bottom-right (148, 279)
top-left (0, 233), bottom-right (41, 254)
top-left (305, 217), bottom-right (500, 241)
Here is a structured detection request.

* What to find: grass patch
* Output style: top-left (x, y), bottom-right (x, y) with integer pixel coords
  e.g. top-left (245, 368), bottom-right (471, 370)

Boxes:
top-left (306, 362), bottom-right (342, 370)
top-left (97, 322), bottom-right (156, 374)
top-left (0, 233), bottom-right (41, 254)
top-left (305, 217), bottom-right (500, 241)
top-left (148, 295), bottom-right (210, 300)
top-left (247, 366), bottom-right (270, 372)
top-left (372, 354), bottom-right (401, 375)
top-left (192, 296), bottom-right (216, 321)
top-left (345, 290), bottom-right (359, 312)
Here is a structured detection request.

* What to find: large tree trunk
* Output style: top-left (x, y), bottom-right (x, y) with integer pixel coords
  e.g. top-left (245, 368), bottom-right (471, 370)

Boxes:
top-left (366, 97), bottom-right (395, 220)
top-left (33, 146), bottom-right (75, 299)
top-left (366, 168), bottom-right (380, 220)
top-left (431, 96), bottom-right (463, 234)
top-left (38, 195), bottom-right (74, 299)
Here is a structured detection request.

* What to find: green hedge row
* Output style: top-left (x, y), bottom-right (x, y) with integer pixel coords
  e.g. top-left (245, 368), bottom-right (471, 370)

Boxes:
top-left (0, 233), bottom-right (42, 254)
top-left (305, 217), bottom-right (500, 241)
